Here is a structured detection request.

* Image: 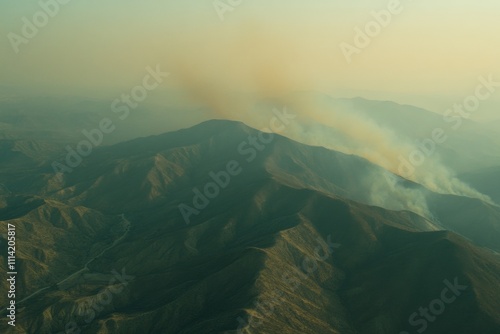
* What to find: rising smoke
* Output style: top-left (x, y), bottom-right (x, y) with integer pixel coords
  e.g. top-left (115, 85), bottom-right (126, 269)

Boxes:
top-left (166, 21), bottom-right (494, 213)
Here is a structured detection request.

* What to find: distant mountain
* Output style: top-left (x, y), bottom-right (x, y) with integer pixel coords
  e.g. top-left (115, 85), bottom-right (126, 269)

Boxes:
top-left (10, 119), bottom-right (499, 251)
top-left (1, 120), bottom-right (499, 333)
top-left (0, 96), bottom-right (200, 183)
top-left (0, 96), bottom-right (204, 152)
top-left (292, 94), bottom-right (500, 173)
top-left (460, 166), bottom-right (500, 204)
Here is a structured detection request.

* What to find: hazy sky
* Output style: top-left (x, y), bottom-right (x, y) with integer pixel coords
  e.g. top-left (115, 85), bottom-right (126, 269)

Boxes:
top-left (1, 0), bottom-right (499, 119)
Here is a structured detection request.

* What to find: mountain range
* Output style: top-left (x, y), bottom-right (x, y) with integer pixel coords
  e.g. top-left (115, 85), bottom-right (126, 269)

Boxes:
top-left (1, 117), bottom-right (499, 333)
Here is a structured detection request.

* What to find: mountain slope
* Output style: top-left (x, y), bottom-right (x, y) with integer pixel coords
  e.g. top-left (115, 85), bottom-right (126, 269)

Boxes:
top-left (0, 120), bottom-right (499, 334)
top-left (16, 119), bottom-right (498, 251)
top-left (1, 179), bottom-right (499, 333)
